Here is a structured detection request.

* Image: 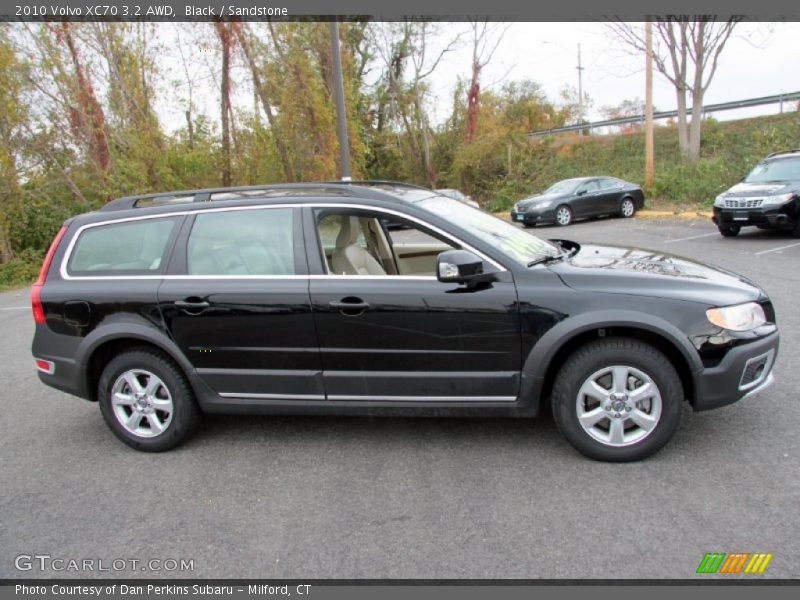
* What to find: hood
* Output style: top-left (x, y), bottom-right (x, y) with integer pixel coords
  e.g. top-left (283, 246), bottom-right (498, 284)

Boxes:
top-left (516, 192), bottom-right (570, 208)
top-left (547, 242), bottom-right (763, 306)
top-left (725, 181), bottom-right (798, 196)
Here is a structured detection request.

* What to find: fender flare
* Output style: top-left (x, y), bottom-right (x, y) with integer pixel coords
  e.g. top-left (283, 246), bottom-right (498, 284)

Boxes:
top-left (75, 323), bottom-right (198, 399)
top-left (519, 310), bottom-right (703, 412)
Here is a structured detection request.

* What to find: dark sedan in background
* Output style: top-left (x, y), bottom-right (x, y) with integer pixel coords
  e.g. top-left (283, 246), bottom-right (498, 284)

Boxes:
top-left (511, 177), bottom-right (645, 227)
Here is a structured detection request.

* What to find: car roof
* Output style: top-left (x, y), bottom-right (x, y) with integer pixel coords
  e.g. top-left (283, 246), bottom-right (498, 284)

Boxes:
top-left (765, 149), bottom-right (800, 160)
top-left (66, 181), bottom-right (445, 226)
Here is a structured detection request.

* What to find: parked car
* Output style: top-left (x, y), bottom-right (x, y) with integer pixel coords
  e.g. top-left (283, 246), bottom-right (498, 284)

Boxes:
top-left (712, 150), bottom-right (800, 237)
top-left (32, 181), bottom-right (778, 461)
top-left (435, 188), bottom-right (480, 208)
top-left (510, 177), bottom-right (644, 227)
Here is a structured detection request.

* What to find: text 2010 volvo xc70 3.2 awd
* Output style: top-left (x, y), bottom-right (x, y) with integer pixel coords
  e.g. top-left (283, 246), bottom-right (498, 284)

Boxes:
top-left (31, 182), bottom-right (779, 461)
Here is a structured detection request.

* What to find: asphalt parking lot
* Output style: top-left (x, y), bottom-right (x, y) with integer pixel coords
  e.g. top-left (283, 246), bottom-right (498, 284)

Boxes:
top-left (2, 215), bottom-right (799, 580)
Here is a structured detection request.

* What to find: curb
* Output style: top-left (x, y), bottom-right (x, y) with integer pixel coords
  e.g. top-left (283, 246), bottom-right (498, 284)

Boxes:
top-left (493, 209), bottom-right (713, 220)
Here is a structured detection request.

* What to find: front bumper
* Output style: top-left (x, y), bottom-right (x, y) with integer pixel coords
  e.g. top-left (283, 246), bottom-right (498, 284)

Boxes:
top-left (712, 206), bottom-right (796, 229)
top-left (511, 207), bottom-right (556, 225)
top-left (692, 330), bottom-right (779, 411)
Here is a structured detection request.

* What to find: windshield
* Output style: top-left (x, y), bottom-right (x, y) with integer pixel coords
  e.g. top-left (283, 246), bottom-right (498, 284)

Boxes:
top-left (417, 197), bottom-right (559, 266)
top-left (744, 157), bottom-right (800, 183)
top-left (544, 179), bottom-right (582, 195)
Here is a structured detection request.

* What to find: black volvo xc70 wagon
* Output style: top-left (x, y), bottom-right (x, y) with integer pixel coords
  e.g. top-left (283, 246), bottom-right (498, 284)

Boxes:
top-left (31, 182), bottom-right (779, 461)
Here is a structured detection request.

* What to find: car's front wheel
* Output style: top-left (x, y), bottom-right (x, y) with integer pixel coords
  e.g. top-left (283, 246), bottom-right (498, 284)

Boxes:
top-left (98, 347), bottom-right (202, 451)
top-left (718, 224), bottom-right (741, 237)
top-left (555, 205), bottom-right (573, 226)
top-left (551, 337), bottom-right (683, 462)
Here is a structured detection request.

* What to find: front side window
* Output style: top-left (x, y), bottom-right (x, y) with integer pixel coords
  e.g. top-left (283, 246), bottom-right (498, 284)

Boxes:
top-left (187, 208), bottom-right (295, 275)
top-left (68, 217), bottom-right (179, 275)
top-left (316, 211), bottom-right (455, 277)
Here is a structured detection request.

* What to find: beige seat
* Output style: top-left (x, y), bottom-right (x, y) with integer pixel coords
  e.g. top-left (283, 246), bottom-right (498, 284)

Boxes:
top-left (330, 217), bottom-right (386, 275)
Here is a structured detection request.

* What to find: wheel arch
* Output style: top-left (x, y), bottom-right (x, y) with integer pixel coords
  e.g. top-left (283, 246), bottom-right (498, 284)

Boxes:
top-left (520, 311), bottom-right (702, 414)
top-left (77, 324), bottom-right (198, 403)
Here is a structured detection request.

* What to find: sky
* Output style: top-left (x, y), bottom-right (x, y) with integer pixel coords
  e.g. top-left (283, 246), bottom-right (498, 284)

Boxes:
top-left (155, 21), bottom-right (800, 133)
top-left (423, 21), bottom-right (799, 126)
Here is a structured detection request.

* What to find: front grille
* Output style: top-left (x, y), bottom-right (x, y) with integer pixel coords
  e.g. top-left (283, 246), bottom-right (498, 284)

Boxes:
top-left (724, 198), bottom-right (763, 209)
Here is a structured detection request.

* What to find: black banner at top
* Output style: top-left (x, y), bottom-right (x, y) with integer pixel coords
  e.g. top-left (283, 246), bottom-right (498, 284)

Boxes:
top-left (0, 0), bottom-right (799, 21)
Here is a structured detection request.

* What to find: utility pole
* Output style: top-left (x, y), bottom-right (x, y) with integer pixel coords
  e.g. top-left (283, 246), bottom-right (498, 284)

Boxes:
top-left (644, 20), bottom-right (654, 188)
top-left (329, 21), bottom-right (351, 181)
top-left (576, 42), bottom-right (584, 125)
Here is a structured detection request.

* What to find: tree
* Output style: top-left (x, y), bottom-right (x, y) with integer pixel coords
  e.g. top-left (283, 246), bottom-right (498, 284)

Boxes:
top-left (370, 22), bottom-right (462, 185)
top-left (464, 21), bottom-right (508, 144)
top-left (235, 23), bottom-right (295, 181)
top-left (213, 21), bottom-right (235, 186)
top-left (608, 17), bottom-right (740, 160)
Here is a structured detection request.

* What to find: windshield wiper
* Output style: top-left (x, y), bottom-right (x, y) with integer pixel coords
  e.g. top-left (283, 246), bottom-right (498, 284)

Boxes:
top-left (527, 251), bottom-right (570, 268)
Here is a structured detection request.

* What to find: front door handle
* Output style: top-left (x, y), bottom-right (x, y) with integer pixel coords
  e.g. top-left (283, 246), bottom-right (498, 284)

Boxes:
top-left (174, 298), bottom-right (210, 312)
top-left (329, 297), bottom-right (370, 315)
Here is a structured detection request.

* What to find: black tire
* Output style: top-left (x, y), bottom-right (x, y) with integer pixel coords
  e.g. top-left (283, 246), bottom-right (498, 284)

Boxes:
top-left (551, 337), bottom-right (683, 462)
top-left (792, 221), bottom-right (800, 238)
top-left (718, 224), bottom-right (740, 237)
top-left (555, 205), bottom-right (573, 226)
top-left (98, 347), bottom-right (202, 452)
top-left (620, 197), bottom-right (636, 218)
top-left (522, 222), bottom-right (535, 229)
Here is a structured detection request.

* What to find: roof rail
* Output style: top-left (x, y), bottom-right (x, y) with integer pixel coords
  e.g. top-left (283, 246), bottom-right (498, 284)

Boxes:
top-left (766, 149), bottom-right (800, 158)
top-left (100, 181), bottom-right (429, 212)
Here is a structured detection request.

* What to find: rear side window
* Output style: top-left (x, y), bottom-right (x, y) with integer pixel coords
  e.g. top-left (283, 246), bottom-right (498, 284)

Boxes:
top-left (187, 208), bottom-right (295, 275)
top-left (68, 217), bottom-right (179, 275)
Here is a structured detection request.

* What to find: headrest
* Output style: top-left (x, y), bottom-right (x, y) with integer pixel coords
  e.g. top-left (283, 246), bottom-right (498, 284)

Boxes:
top-left (335, 216), bottom-right (361, 248)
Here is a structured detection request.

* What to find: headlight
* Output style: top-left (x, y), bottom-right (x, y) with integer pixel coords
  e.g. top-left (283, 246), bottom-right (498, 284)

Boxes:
top-left (761, 192), bottom-right (793, 207)
top-left (532, 200), bottom-right (553, 209)
top-left (714, 193), bottom-right (727, 206)
top-left (706, 302), bottom-right (766, 331)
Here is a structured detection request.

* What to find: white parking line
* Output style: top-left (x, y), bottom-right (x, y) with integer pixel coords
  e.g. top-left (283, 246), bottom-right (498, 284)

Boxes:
top-left (0, 306), bottom-right (28, 311)
top-left (754, 241), bottom-right (800, 256)
top-left (662, 232), bottom-right (719, 244)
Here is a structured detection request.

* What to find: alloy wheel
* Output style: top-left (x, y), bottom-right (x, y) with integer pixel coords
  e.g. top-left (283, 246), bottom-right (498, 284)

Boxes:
top-left (621, 198), bottom-right (635, 217)
top-left (556, 206), bottom-right (572, 226)
top-left (575, 365), bottom-right (662, 447)
top-left (110, 369), bottom-right (174, 438)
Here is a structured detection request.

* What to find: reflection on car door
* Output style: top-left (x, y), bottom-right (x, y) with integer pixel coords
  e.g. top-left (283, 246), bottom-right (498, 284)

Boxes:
top-left (305, 207), bottom-right (522, 403)
top-left (597, 178), bottom-right (623, 213)
top-left (572, 179), bottom-right (600, 217)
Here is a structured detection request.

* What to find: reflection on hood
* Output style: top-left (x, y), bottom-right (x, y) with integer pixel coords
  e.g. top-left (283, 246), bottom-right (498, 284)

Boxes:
top-left (726, 182), bottom-right (792, 195)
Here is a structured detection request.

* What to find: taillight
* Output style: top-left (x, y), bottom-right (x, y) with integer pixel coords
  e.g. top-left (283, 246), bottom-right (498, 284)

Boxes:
top-left (31, 226), bottom-right (67, 324)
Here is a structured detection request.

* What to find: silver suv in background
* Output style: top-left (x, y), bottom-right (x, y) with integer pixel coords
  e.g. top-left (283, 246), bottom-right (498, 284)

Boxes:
top-left (713, 150), bottom-right (800, 237)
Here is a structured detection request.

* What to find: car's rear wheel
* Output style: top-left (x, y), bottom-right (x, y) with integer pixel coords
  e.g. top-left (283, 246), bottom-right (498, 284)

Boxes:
top-left (555, 205), bottom-right (573, 226)
top-left (620, 197), bottom-right (636, 218)
top-left (98, 347), bottom-right (201, 451)
top-left (718, 224), bottom-right (741, 237)
top-left (551, 337), bottom-right (683, 462)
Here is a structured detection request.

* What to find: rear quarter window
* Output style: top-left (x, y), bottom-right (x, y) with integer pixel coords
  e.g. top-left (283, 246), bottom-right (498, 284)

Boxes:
top-left (67, 217), bottom-right (180, 276)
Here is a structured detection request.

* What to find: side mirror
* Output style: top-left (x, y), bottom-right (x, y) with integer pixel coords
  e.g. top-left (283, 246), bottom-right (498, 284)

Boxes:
top-left (436, 250), bottom-right (496, 287)
top-left (576, 188), bottom-right (587, 196)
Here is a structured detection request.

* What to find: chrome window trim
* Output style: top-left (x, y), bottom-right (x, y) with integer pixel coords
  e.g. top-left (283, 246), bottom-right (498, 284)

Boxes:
top-left (59, 202), bottom-right (508, 280)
